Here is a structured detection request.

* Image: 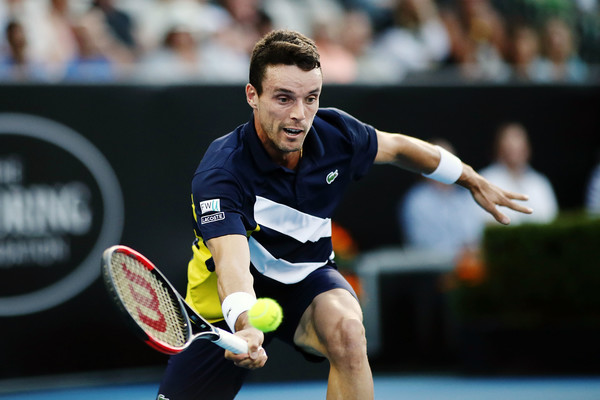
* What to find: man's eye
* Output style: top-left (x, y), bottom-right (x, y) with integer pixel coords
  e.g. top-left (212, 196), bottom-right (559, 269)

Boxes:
top-left (278, 97), bottom-right (289, 103)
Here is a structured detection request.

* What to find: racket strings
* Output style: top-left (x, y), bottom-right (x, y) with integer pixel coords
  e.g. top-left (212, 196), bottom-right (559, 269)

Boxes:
top-left (110, 253), bottom-right (188, 347)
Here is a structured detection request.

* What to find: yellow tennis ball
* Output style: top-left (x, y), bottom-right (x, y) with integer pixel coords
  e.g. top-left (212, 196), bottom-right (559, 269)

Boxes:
top-left (248, 298), bottom-right (283, 332)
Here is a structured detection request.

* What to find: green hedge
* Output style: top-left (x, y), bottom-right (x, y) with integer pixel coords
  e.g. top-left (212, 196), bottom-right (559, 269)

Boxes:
top-left (452, 214), bottom-right (600, 328)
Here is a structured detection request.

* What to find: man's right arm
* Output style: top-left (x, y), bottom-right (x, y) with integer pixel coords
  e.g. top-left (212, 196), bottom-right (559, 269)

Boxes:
top-left (205, 234), bottom-right (268, 369)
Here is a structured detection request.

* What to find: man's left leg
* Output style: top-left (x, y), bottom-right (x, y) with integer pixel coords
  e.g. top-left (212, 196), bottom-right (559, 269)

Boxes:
top-left (293, 288), bottom-right (374, 400)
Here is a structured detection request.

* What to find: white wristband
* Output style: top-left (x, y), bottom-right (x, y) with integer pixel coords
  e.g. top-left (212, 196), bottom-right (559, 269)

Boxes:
top-left (422, 145), bottom-right (463, 184)
top-left (222, 292), bottom-right (256, 332)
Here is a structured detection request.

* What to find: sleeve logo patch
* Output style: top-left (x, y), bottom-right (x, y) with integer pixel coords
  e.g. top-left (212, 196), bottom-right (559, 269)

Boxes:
top-left (200, 199), bottom-right (221, 214)
top-left (201, 212), bottom-right (225, 224)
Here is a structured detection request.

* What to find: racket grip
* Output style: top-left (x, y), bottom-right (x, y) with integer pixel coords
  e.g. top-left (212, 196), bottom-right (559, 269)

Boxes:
top-left (213, 327), bottom-right (249, 354)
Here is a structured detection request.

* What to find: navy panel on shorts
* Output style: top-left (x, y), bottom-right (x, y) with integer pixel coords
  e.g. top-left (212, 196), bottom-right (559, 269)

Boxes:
top-left (251, 262), bottom-right (357, 347)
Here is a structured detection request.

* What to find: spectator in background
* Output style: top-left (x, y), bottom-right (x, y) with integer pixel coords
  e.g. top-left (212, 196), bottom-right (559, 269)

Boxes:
top-left (138, 24), bottom-right (206, 83)
top-left (197, 26), bottom-right (255, 83)
top-left (339, 9), bottom-right (373, 62)
top-left (585, 155), bottom-right (600, 215)
top-left (0, 19), bottom-right (48, 81)
top-left (198, 0), bottom-right (276, 84)
top-left (25, 0), bottom-right (79, 80)
top-left (313, 19), bottom-right (358, 83)
top-left (217, 0), bottom-right (279, 57)
top-left (339, 9), bottom-right (401, 84)
top-left (63, 23), bottom-right (116, 82)
top-left (506, 21), bottom-right (544, 81)
top-left (73, 3), bottom-right (140, 81)
top-left (86, 0), bottom-right (140, 58)
top-left (440, 0), bottom-right (511, 81)
top-left (479, 122), bottom-right (558, 224)
top-left (218, 0), bottom-right (265, 51)
top-left (369, 0), bottom-right (450, 82)
top-left (262, 0), bottom-right (346, 38)
top-left (533, 17), bottom-right (588, 83)
top-left (131, 0), bottom-right (269, 84)
top-left (399, 139), bottom-right (484, 260)
top-left (180, 0), bottom-right (273, 84)
top-left (134, 0), bottom-right (231, 54)
top-left (139, 23), bottom-right (249, 84)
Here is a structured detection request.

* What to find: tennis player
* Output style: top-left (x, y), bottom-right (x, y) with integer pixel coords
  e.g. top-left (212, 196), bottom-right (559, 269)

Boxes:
top-left (157, 29), bottom-right (532, 400)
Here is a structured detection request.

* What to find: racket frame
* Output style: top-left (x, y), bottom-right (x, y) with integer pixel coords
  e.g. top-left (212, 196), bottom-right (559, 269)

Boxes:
top-left (102, 245), bottom-right (247, 355)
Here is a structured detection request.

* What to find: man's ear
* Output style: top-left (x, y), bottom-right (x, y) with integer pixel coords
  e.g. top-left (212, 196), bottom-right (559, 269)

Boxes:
top-left (246, 84), bottom-right (258, 109)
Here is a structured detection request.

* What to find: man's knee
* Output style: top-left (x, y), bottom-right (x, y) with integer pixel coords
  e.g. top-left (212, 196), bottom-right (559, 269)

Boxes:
top-left (294, 289), bottom-right (366, 360)
top-left (324, 317), bottom-right (368, 366)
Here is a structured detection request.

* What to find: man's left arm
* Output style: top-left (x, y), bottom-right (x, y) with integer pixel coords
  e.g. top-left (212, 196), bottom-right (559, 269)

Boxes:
top-left (375, 130), bottom-right (533, 225)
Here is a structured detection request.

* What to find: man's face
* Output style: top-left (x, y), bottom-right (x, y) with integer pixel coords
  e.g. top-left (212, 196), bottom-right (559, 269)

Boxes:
top-left (246, 64), bottom-right (322, 165)
top-left (498, 125), bottom-right (530, 170)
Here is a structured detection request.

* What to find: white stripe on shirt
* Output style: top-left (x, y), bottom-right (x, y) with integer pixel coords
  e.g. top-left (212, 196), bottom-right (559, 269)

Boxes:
top-left (251, 196), bottom-right (333, 283)
top-left (254, 196), bottom-right (331, 243)
top-left (248, 236), bottom-right (329, 284)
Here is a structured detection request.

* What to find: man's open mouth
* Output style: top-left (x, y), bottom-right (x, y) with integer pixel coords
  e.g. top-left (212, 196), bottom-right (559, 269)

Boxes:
top-left (283, 128), bottom-right (303, 135)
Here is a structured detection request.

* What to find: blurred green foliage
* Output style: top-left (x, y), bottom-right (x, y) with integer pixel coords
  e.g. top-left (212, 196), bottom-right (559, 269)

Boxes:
top-left (451, 213), bottom-right (600, 328)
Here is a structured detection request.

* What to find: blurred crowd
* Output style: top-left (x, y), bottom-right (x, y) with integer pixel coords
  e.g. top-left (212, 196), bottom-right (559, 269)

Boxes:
top-left (0, 0), bottom-right (599, 84)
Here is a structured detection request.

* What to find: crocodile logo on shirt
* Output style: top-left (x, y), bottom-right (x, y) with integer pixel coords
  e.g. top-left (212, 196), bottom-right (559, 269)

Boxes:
top-left (326, 169), bottom-right (339, 184)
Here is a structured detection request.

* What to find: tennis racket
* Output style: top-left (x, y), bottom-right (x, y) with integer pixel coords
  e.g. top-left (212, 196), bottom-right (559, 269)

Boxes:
top-left (102, 245), bottom-right (248, 355)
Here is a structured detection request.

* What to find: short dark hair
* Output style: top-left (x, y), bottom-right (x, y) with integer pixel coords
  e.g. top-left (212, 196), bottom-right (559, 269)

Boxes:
top-left (249, 29), bottom-right (321, 95)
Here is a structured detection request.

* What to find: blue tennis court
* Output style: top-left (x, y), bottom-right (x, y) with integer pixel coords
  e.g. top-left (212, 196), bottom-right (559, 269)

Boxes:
top-left (2, 373), bottom-right (600, 399)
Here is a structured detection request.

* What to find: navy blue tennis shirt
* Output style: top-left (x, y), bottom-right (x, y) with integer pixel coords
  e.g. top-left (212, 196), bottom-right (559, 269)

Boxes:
top-left (190, 107), bottom-right (378, 287)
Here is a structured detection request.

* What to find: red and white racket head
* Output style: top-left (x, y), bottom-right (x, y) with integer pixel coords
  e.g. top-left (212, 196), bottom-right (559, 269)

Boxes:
top-left (102, 245), bottom-right (191, 355)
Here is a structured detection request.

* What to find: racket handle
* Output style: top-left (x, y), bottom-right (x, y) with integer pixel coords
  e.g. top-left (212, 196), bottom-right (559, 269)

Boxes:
top-left (213, 327), bottom-right (249, 354)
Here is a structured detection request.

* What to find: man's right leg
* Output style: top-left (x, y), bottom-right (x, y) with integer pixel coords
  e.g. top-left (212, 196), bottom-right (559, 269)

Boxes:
top-left (157, 322), bottom-right (250, 400)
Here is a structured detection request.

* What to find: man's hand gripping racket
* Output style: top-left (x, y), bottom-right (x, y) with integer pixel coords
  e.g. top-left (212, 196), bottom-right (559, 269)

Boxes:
top-left (101, 245), bottom-right (248, 356)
